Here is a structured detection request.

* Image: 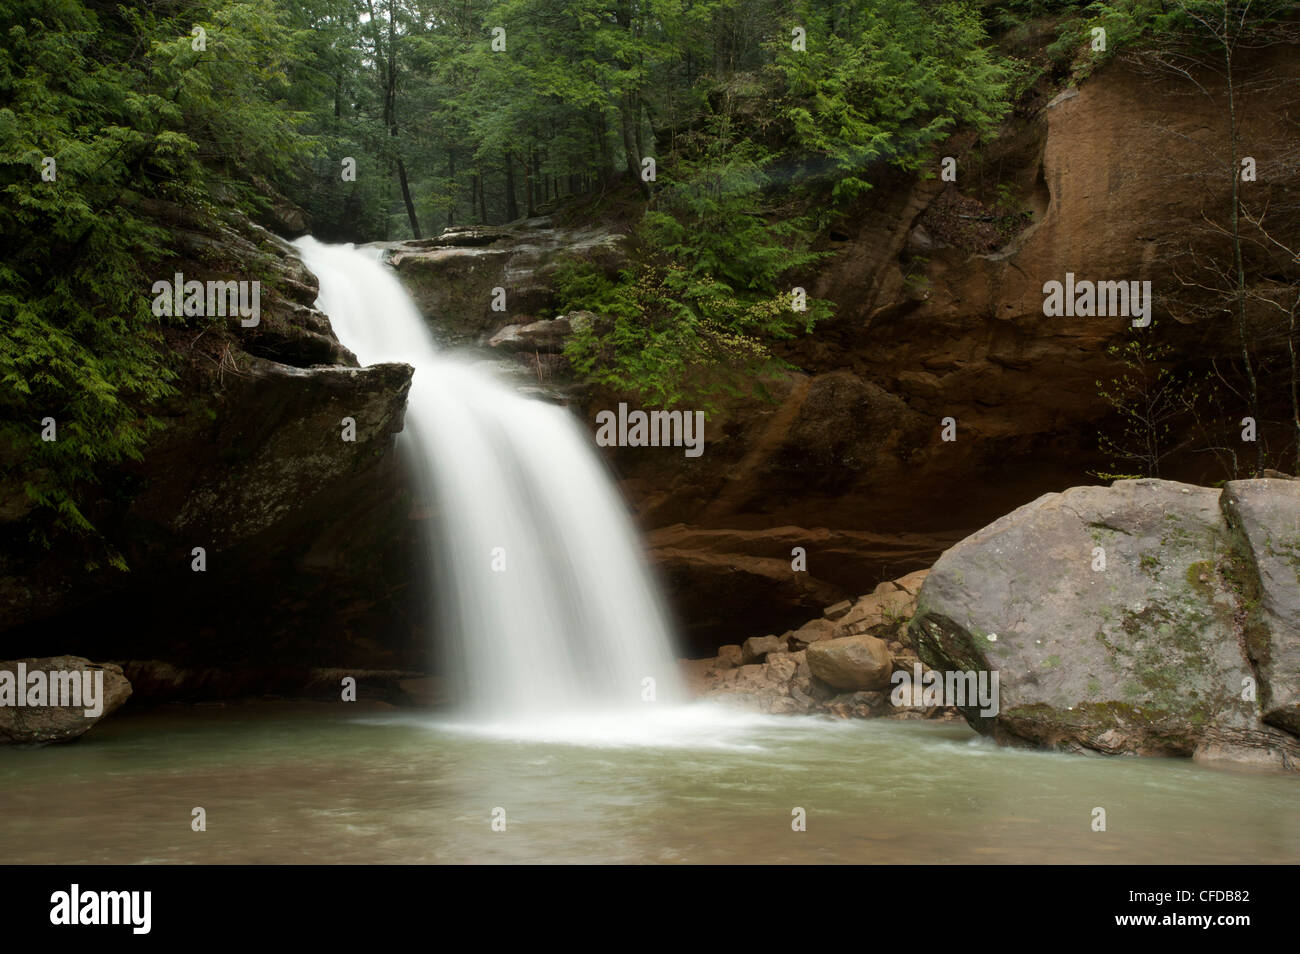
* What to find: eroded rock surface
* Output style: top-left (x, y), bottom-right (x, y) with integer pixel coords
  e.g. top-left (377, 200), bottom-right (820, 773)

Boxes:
top-left (911, 478), bottom-right (1300, 771)
top-left (0, 215), bottom-right (421, 676)
top-left (384, 219), bottom-right (624, 345)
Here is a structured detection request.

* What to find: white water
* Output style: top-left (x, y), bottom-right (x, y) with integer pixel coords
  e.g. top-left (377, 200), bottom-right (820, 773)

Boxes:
top-left (294, 237), bottom-right (683, 721)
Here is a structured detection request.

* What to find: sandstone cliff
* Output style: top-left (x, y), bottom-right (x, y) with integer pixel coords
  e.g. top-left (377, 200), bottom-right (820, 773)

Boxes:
top-left (387, 48), bottom-right (1300, 651)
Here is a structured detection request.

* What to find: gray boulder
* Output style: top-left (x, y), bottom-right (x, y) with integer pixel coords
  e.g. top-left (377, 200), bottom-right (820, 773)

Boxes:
top-left (0, 657), bottom-right (132, 744)
top-left (910, 478), bottom-right (1300, 770)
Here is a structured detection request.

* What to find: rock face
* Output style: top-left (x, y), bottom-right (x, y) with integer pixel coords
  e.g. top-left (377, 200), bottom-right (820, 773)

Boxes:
top-left (579, 49), bottom-right (1299, 648)
top-left (0, 213), bottom-right (423, 679)
top-left (647, 524), bottom-right (934, 653)
top-left (1220, 481), bottom-right (1300, 736)
top-left (384, 219), bottom-right (625, 345)
top-left (911, 478), bottom-right (1300, 771)
top-left (0, 657), bottom-right (131, 744)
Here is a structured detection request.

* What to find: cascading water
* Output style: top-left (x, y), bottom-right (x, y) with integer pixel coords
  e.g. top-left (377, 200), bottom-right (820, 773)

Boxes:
top-left (294, 237), bottom-right (683, 722)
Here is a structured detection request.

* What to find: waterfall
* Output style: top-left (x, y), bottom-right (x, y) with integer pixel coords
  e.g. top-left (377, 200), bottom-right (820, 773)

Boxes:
top-left (294, 237), bottom-right (682, 720)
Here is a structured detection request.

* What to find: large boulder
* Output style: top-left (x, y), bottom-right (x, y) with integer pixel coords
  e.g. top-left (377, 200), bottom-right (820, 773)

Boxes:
top-left (806, 634), bottom-right (894, 690)
top-left (911, 478), bottom-right (1300, 770)
top-left (0, 657), bottom-right (132, 744)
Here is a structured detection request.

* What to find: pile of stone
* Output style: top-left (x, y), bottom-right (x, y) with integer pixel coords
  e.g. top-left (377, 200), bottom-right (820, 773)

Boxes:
top-left (686, 569), bottom-right (958, 721)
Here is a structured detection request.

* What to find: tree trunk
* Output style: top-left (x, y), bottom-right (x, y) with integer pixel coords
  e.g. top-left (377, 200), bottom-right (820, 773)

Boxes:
top-left (524, 153), bottom-right (536, 217)
top-left (504, 153), bottom-right (519, 221)
top-left (447, 149), bottom-right (456, 228)
top-left (396, 157), bottom-right (421, 239)
top-left (615, 0), bottom-right (650, 197)
top-left (620, 98), bottom-right (644, 191)
top-left (596, 112), bottom-right (612, 184)
top-left (375, 0), bottom-right (421, 238)
top-left (1224, 24), bottom-right (1261, 474)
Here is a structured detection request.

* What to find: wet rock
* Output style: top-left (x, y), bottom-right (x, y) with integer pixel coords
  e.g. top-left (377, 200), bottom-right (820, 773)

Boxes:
top-left (0, 657), bottom-right (131, 744)
top-left (827, 690), bottom-right (892, 719)
top-left (488, 316), bottom-right (572, 353)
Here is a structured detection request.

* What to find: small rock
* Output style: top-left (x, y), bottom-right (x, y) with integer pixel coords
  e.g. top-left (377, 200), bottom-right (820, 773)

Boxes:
top-left (789, 618), bottom-right (835, 647)
top-left (823, 600), bottom-right (854, 620)
top-left (715, 645), bottom-right (743, 670)
top-left (742, 634), bottom-right (786, 664)
top-left (832, 588), bottom-right (913, 638)
top-left (764, 652), bottom-right (798, 684)
top-left (892, 569), bottom-right (930, 595)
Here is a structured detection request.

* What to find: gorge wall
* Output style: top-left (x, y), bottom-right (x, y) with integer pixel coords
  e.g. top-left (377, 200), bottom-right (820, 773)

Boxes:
top-left (388, 50), bottom-right (1299, 653)
top-left (0, 210), bottom-right (426, 695)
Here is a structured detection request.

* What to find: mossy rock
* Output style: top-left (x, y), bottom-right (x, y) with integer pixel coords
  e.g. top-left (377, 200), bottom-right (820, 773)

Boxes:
top-left (912, 479), bottom-right (1298, 768)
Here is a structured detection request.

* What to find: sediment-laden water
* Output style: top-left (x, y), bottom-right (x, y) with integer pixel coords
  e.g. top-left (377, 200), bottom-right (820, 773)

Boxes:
top-left (2, 703), bottom-right (1295, 864)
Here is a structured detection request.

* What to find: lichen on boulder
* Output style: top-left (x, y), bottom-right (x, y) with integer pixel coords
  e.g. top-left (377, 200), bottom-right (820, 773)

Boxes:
top-left (911, 478), bottom-right (1300, 771)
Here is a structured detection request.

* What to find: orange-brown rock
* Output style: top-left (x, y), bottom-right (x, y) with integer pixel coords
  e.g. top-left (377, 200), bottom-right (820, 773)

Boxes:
top-left (596, 49), bottom-right (1300, 648)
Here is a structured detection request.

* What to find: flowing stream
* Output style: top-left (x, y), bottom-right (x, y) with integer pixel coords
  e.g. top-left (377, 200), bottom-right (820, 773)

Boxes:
top-left (293, 237), bottom-right (682, 722)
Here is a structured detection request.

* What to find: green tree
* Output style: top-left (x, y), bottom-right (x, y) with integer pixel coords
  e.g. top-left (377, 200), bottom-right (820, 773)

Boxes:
top-left (1, 0), bottom-right (309, 558)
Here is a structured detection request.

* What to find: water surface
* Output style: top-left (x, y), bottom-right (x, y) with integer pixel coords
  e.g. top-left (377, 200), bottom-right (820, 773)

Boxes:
top-left (2, 703), bottom-right (1296, 864)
